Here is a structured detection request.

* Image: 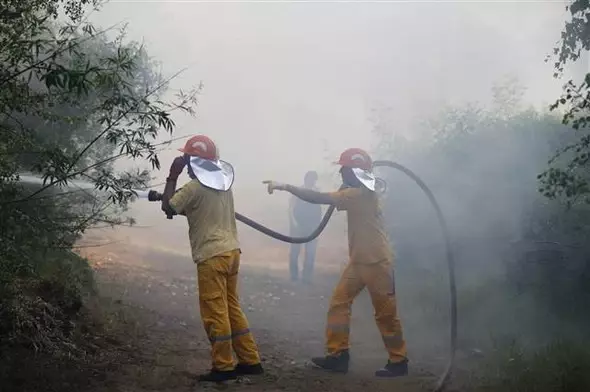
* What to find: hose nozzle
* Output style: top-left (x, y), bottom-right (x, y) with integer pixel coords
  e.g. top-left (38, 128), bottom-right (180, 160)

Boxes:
top-left (145, 190), bottom-right (172, 219)
top-left (147, 190), bottom-right (163, 202)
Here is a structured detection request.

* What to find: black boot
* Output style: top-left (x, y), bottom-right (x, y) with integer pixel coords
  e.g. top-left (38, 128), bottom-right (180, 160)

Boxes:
top-left (374, 359), bottom-right (409, 378)
top-left (197, 369), bottom-right (238, 383)
top-left (235, 363), bottom-right (264, 375)
top-left (310, 350), bottom-right (350, 374)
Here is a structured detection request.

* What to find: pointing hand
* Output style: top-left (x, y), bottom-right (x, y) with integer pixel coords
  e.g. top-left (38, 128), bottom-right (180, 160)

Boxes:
top-left (262, 180), bottom-right (287, 194)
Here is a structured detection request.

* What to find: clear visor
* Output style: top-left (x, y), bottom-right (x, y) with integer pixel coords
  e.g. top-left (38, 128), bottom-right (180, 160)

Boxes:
top-left (189, 156), bottom-right (235, 191)
top-left (351, 167), bottom-right (376, 191)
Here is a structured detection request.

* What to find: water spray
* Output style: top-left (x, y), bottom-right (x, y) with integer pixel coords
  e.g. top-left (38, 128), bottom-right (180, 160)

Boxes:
top-left (17, 173), bottom-right (163, 203)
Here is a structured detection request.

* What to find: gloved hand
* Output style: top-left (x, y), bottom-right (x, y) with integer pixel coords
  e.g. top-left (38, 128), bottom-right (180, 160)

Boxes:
top-left (167, 156), bottom-right (186, 181)
top-left (262, 180), bottom-right (287, 194)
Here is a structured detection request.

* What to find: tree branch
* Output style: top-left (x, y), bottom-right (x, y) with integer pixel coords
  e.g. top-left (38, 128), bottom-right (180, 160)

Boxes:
top-left (63, 66), bottom-right (188, 177)
top-left (0, 21), bottom-right (124, 88)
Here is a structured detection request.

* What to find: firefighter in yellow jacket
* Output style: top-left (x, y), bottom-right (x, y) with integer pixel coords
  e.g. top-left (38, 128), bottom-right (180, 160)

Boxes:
top-left (161, 135), bottom-right (263, 382)
top-left (263, 148), bottom-right (408, 377)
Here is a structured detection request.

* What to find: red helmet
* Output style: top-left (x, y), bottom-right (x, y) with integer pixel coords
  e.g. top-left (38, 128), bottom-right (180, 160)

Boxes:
top-left (178, 135), bottom-right (218, 160)
top-left (335, 148), bottom-right (373, 171)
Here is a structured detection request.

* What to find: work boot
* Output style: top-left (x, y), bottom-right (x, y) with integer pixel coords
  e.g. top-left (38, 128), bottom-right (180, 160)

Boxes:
top-left (235, 363), bottom-right (264, 375)
top-left (310, 350), bottom-right (350, 374)
top-left (374, 359), bottom-right (409, 378)
top-left (197, 369), bottom-right (238, 383)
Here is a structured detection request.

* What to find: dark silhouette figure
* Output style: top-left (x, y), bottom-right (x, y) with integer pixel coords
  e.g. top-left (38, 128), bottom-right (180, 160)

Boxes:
top-left (289, 171), bottom-right (322, 284)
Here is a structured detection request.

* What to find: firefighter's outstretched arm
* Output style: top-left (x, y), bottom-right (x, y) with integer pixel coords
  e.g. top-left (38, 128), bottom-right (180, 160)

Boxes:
top-left (263, 181), bottom-right (334, 205)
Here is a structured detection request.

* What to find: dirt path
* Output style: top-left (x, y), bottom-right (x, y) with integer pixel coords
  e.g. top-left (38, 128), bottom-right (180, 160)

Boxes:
top-left (80, 234), bottom-right (455, 392)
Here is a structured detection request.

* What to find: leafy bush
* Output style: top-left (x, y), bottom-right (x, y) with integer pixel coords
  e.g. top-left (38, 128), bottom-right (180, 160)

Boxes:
top-left (0, 249), bottom-right (93, 353)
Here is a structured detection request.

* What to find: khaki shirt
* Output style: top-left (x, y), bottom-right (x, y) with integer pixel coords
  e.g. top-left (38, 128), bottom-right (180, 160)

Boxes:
top-left (169, 179), bottom-right (240, 263)
top-left (328, 187), bottom-right (393, 265)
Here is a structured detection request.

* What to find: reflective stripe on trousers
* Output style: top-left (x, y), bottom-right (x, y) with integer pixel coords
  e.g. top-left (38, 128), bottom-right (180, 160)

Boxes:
top-left (208, 328), bottom-right (252, 343)
top-left (325, 260), bottom-right (407, 362)
top-left (197, 249), bottom-right (261, 370)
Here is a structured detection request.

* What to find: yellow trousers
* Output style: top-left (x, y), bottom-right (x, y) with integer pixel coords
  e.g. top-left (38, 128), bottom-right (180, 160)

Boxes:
top-left (325, 260), bottom-right (407, 362)
top-left (197, 249), bottom-right (261, 371)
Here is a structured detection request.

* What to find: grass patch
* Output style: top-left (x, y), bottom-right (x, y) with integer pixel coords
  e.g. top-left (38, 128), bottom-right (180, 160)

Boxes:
top-left (479, 339), bottom-right (590, 392)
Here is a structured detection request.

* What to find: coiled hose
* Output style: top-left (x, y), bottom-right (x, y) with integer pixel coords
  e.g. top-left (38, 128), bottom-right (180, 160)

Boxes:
top-left (233, 160), bottom-right (457, 392)
top-left (151, 160), bottom-right (457, 391)
top-left (235, 198), bottom-right (338, 244)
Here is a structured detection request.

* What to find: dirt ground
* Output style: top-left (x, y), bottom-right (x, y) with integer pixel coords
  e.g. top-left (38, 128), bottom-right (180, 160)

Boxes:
top-left (76, 225), bottom-right (466, 392)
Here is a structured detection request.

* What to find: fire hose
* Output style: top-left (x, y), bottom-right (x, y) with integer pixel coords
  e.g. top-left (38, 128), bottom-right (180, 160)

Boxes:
top-left (148, 159), bottom-right (457, 392)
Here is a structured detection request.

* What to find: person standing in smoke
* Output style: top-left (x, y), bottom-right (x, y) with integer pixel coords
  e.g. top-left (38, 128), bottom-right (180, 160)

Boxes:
top-left (263, 148), bottom-right (408, 378)
top-left (289, 170), bottom-right (322, 284)
top-left (160, 135), bottom-right (264, 383)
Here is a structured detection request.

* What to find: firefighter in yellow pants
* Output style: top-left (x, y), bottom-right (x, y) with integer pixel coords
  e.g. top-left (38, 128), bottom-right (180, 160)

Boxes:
top-left (264, 147), bottom-right (408, 377)
top-left (161, 135), bottom-right (263, 383)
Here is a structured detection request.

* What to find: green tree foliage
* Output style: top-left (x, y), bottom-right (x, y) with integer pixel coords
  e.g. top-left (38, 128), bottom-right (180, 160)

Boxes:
top-left (1, 0), bottom-right (198, 256)
top-left (0, 0), bottom-right (198, 367)
top-left (539, 0), bottom-right (590, 204)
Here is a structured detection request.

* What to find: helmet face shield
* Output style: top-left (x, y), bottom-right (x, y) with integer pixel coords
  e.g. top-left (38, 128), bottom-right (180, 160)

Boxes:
top-left (351, 167), bottom-right (376, 191)
top-left (187, 156), bottom-right (235, 191)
